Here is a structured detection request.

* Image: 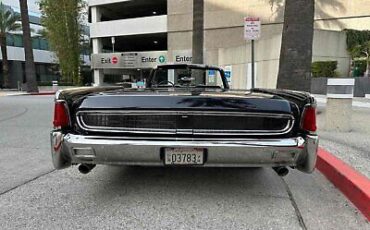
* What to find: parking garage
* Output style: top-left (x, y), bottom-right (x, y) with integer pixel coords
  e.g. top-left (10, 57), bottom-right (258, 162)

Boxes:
top-left (89, 0), bottom-right (170, 85)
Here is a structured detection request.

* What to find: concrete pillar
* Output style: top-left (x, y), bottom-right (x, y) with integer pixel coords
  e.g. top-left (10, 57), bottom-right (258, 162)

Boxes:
top-left (325, 78), bottom-right (355, 132)
top-left (91, 6), bottom-right (104, 86)
top-left (92, 38), bottom-right (104, 86)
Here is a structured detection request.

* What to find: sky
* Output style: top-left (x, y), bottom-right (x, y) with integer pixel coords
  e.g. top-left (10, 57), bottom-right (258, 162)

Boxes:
top-left (2, 0), bottom-right (88, 26)
top-left (2, 0), bottom-right (41, 16)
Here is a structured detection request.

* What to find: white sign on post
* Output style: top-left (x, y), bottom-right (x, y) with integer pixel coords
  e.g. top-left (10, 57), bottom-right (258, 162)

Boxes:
top-left (244, 17), bottom-right (261, 40)
top-left (244, 17), bottom-right (260, 89)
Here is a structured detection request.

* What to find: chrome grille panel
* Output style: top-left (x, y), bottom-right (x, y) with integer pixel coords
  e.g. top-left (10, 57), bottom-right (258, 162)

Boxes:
top-left (77, 110), bottom-right (295, 136)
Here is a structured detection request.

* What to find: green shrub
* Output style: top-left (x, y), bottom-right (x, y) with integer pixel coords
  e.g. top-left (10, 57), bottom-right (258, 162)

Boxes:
top-left (311, 61), bottom-right (338, 78)
top-left (352, 60), bottom-right (367, 77)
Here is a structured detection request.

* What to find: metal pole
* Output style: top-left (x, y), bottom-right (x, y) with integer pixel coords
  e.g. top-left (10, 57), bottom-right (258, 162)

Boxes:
top-left (111, 37), bottom-right (115, 53)
top-left (251, 39), bottom-right (255, 89)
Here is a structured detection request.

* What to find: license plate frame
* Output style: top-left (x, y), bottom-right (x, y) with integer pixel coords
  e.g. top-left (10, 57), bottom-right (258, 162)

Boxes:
top-left (164, 148), bottom-right (205, 165)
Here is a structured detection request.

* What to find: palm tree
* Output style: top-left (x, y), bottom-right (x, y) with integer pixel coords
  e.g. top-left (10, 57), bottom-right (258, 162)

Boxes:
top-left (192, 0), bottom-right (204, 65)
top-left (0, 3), bottom-right (21, 88)
top-left (19, 0), bottom-right (38, 92)
top-left (192, 0), bottom-right (204, 85)
top-left (276, 0), bottom-right (315, 92)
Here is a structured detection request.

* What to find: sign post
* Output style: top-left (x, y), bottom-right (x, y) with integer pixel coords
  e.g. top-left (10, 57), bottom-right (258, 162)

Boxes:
top-left (251, 40), bottom-right (255, 88)
top-left (244, 17), bottom-right (261, 89)
top-left (111, 37), bottom-right (115, 53)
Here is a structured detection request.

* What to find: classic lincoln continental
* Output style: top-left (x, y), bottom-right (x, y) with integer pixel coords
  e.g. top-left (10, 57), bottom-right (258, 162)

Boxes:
top-left (51, 64), bottom-right (318, 176)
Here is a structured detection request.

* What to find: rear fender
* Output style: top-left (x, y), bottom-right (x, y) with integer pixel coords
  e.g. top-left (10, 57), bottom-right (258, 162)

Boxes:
top-left (50, 131), bottom-right (71, 169)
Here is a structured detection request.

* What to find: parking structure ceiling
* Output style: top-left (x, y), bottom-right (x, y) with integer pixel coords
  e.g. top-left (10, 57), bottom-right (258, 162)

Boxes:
top-left (100, 0), bottom-right (167, 21)
top-left (102, 33), bottom-right (167, 52)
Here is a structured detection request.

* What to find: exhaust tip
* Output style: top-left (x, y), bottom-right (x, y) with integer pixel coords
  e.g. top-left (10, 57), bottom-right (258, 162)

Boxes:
top-left (78, 164), bottom-right (96, 174)
top-left (273, 166), bottom-right (289, 177)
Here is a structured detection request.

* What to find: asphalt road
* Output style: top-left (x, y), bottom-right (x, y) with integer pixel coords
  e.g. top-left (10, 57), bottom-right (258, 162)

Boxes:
top-left (0, 95), bottom-right (368, 229)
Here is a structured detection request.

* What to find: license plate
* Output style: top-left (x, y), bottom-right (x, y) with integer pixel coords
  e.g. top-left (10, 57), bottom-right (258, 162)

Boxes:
top-left (164, 148), bottom-right (204, 165)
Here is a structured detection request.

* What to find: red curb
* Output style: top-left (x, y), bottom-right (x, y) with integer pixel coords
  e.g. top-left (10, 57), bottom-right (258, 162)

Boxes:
top-left (316, 147), bottom-right (370, 221)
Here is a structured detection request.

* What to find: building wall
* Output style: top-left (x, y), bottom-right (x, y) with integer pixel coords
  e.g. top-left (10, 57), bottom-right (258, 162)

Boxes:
top-left (217, 30), bottom-right (350, 90)
top-left (8, 61), bottom-right (24, 88)
top-left (167, 0), bottom-right (359, 89)
top-left (203, 0), bottom-right (370, 31)
top-left (168, 0), bottom-right (370, 36)
top-left (312, 30), bottom-right (350, 77)
top-left (168, 0), bottom-right (370, 46)
top-left (314, 0), bottom-right (370, 31)
top-left (90, 15), bottom-right (167, 38)
top-left (89, 0), bottom-right (367, 87)
top-left (0, 46), bottom-right (57, 63)
top-left (0, 37), bottom-right (59, 88)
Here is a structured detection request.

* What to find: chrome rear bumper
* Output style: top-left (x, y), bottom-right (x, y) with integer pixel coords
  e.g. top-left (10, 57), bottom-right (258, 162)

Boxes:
top-left (51, 132), bottom-right (318, 173)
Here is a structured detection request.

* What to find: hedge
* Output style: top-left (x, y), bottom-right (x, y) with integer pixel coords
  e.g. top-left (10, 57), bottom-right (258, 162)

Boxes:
top-left (352, 60), bottom-right (367, 77)
top-left (312, 61), bottom-right (338, 78)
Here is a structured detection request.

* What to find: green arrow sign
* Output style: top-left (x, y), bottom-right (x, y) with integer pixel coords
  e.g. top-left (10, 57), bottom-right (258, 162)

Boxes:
top-left (159, 55), bottom-right (166, 63)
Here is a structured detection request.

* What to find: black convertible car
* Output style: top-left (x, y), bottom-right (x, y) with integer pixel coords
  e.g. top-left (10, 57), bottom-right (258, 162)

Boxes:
top-left (51, 64), bottom-right (318, 176)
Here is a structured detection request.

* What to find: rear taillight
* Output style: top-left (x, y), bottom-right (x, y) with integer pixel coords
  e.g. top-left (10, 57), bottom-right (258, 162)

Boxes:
top-left (53, 101), bottom-right (70, 128)
top-left (301, 106), bottom-right (317, 132)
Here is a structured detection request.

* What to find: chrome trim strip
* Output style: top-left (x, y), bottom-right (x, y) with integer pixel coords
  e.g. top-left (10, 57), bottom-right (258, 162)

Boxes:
top-left (82, 135), bottom-right (292, 142)
top-left (65, 134), bottom-right (304, 147)
top-left (76, 110), bottom-right (295, 136)
top-left (77, 110), bottom-right (293, 118)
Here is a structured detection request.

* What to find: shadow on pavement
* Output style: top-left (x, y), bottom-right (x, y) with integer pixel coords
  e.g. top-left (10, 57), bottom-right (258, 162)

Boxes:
top-left (84, 165), bottom-right (287, 199)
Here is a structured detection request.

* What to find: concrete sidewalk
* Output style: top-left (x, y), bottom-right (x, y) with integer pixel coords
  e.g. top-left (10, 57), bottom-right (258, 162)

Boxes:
top-left (0, 90), bottom-right (56, 96)
top-left (0, 91), bottom-right (30, 96)
top-left (0, 86), bottom-right (76, 96)
top-left (314, 94), bottom-right (370, 178)
top-left (317, 104), bottom-right (370, 179)
top-left (0, 90), bottom-right (20, 96)
top-left (305, 95), bottom-right (370, 219)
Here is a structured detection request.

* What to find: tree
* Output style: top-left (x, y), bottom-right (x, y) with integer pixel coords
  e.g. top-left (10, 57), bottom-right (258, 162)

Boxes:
top-left (192, 0), bottom-right (204, 85)
top-left (39, 0), bottom-right (85, 85)
top-left (345, 29), bottom-right (370, 77)
top-left (19, 0), bottom-right (38, 93)
top-left (192, 0), bottom-right (204, 65)
top-left (276, 0), bottom-right (315, 92)
top-left (0, 3), bottom-right (21, 88)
